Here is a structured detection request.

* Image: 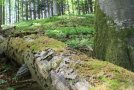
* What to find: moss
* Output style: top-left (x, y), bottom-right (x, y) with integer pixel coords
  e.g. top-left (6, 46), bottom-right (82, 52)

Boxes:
top-left (94, 0), bottom-right (134, 71)
top-left (7, 35), bottom-right (66, 64)
top-left (0, 39), bottom-right (8, 51)
top-left (5, 33), bottom-right (134, 90)
top-left (29, 36), bottom-right (66, 52)
top-left (13, 15), bottom-right (95, 57)
top-left (70, 58), bottom-right (134, 90)
top-left (9, 35), bottom-right (66, 52)
top-left (100, 77), bottom-right (120, 90)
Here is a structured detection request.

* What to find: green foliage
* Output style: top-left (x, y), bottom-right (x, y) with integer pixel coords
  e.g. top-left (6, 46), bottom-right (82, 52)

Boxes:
top-left (1, 64), bottom-right (10, 73)
top-left (46, 27), bottom-right (94, 38)
top-left (100, 77), bottom-right (120, 90)
top-left (66, 38), bottom-right (93, 49)
top-left (0, 79), bottom-right (7, 84)
top-left (46, 30), bottom-right (66, 38)
top-left (0, 0), bottom-right (4, 5)
top-left (15, 14), bottom-right (95, 55)
top-left (15, 15), bottom-right (94, 30)
top-left (7, 87), bottom-right (15, 90)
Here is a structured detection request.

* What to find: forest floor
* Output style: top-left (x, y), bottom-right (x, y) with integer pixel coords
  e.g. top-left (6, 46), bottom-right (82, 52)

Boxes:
top-left (15, 14), bottom-right (95, 56)
top-left (0, 55), bottom-right (42, 90)
top-left (0, 14), bottom-right (95, 90)
top-left (0, 56), bottom-right (17, 90)
top-left (1, 14), bottom-right (134, 90)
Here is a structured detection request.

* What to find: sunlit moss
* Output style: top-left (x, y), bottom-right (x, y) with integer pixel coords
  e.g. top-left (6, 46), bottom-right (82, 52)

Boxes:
top-left (70, 58), bottom-right (134, 90)
top-left (9, 35), bottom-right (66, 52)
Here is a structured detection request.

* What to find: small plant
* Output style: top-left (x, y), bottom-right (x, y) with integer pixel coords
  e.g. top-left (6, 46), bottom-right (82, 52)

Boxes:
top-left (0, 79), bottom-right (7, 84)
top-left (66, 38), bottom-right (93, 49)
top-left (15, 14), bottom-right (95, 55)
top-left (7, 87), bottom-right (15, 90)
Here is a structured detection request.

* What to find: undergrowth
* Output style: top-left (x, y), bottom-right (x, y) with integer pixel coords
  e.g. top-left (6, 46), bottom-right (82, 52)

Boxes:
top-left (15, 14), bottom-right (95, 56)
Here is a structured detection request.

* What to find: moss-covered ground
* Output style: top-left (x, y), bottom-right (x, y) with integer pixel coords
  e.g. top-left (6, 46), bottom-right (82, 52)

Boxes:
top-left (14, 14), bottom-right (95, 56)
top-left (5, 34), bottom-right (134, 90)
top-left (72, 59), bottom-right (134, 90)
top-left (1, 14), bottom-right (134, 90)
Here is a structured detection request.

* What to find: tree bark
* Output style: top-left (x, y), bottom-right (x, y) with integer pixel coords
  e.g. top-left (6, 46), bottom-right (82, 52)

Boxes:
top-left (77, 0), bottom-right (80, 15)
top-left (33, 0), bottom-right (36, 20)
top-left (2, 0), bottom-right (5, 25)
top-left (17, 0), bottom-right (20, 22)
top-left (0, 32), bottom-right (134, 90)
top-left (9, 0), bottom-right (11, 23)
top-left (94, 0), bottom-right (134, 71)
top-left (88, 0), bottom-right (93, 13)
top-left (25, 1), bottom-right (29, 20)
top-left (0, 4), bottom-right (2, 30)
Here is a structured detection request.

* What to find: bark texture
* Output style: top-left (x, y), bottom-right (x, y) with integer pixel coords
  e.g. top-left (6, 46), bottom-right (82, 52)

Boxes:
top-left (0, 4), bottom-right (2, 30)
top-left (0, 32), bottom-right (134, 90)
top-left (94, 0), bottom-right (134, 71)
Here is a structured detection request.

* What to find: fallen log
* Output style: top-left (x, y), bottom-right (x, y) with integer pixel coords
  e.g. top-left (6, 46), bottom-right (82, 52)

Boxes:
top-left (0, 34), bottom-right (134, 90)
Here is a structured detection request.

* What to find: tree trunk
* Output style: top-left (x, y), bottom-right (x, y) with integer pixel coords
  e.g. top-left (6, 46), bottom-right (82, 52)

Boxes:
top-left (2, 0), bottom-right (5, 25)
top-left (0, 4), bottom-right (2, 30)
top-left (21, 1), bottom-right (24, 21)
top-left (33, 0), bottom-right (36, 20)
top-left (94, 0), bottom-right (134, 71)
top-left (1, 31), bottom-right (134, 90)
top-left (71, 0), bottom-right (74, 14)
top-left (37, 0), bottom-right (41, 19)
top-left (9, 0), bottom-right (11, 23)
top-left (88, 0), bottom-right (93, 13)
top-left (50, 0), bottom-right (53, 16)
top-left (17, 0), bottom-right (20, 22)
top-left (29, 0), bottom-right (32, 20)
top-left (25, 1), bottom-right (29, 20)
top-left (77, 0), bottom-right (80, 15)
top-left (53, 0), bottom-right (57, 15)
top-left (67, 0), bottom-right (70, 14)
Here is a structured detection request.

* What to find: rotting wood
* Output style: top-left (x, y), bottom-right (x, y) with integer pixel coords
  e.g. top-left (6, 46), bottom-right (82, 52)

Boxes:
top-left (0, 33), bottom-right (134, 90)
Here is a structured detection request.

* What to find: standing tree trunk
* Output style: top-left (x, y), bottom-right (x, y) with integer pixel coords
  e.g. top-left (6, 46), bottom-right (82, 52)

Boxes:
top-left (60, 0), bottom-right (64, 15)
top-left (2, 0), bottom-right (5, 25)
top-left (88, 0), bottom-right (93, 13)
top-left (33, 0), bottom-right (36, 20)
top-left (0, 4), bottom-right (2, 30)
top-left (25, 1), bottom-right (29, 20)
top-left (29, 0), bottom-right (32, 20)
top-left (9, 0), bottom-right (11, 23)
top-left (17, 0), bottom-right (20, 22)
top-left (21, 1), bottom-right (24, 21)
top-left (94, 0), bottom-right (134, 71)
top-left (53, 0), bottom-right (57, 15)
top-left (71, 0), bottom-right (74, 14)
top-left (37, 0), bottom-right (41, 19)
top-left (50, 0), bottom-right (53, 16)
top-left (67, 0), bottom-right (70, 14)
top-left (77, 0), bottom-right (80, 15)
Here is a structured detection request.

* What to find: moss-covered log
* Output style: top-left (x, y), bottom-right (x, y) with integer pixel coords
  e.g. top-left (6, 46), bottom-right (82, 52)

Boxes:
top-left (0, 34), bottom-right (134, 90)
top-left (94, 0), bottom-right (134, 71)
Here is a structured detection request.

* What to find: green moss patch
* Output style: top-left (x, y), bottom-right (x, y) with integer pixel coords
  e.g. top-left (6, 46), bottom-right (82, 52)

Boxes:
top-left (72, 59), bottom-right (134, 90)
top-left (9, 35), bottom-right (66, 52)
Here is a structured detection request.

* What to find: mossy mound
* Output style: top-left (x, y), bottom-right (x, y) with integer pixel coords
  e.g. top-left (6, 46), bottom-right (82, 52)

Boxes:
top-left (7, 34), bottom-right (66, 64)
top-left (72, 59), bottom-right (134, 90)
top-left (10, 34), bottom-right (66, 52)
